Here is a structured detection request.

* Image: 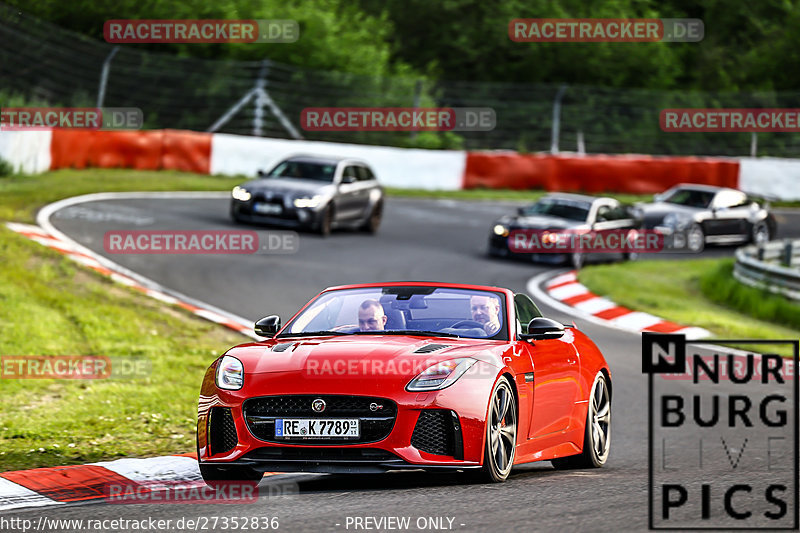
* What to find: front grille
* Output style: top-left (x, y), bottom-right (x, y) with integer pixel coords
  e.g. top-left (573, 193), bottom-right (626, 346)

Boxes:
top-left (244, 447), bottom-right (400, 462)
top-left (250, 194), bottom-right (296, 220)
top-left (243, 395), bottom-right (397, 445)
top-left (208, 407), bottom-right (238, 455)
top-left (411, 409), bottom-right (462, 458)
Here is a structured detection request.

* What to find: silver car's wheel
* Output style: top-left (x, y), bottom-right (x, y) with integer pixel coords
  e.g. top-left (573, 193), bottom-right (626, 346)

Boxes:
top-left (686, 223), bottom-right (705, 253)
top-left (361, 202), bottom-right (383, 234)
top-left (571, 251), bottom-right (585, 270)
top-left (471, 377), bottom-right (516, 483)
top-left (752, 221), bottom-right (769, 245)
top-left (552, 371), bottom-right (611, 469)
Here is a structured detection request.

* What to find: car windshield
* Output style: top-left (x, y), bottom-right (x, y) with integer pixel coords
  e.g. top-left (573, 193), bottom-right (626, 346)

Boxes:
top-left (660, 188), bottom-right (714, 208)
top-left (521, 199), bottom-right (590, 222)
top-left (265, 161), bottom-right (336, 183)
top-left (280, 286), bottom-right (508, 340)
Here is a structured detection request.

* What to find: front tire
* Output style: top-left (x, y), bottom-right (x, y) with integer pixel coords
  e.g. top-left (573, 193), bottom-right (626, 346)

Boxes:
top-left (552, 371), bottom-right (611, 469)
top-left (751, 221), bottom-right (769, 245)
top-left (361, 202), bottom-right (383, 234)
top-left (472, 377), bottom-right (517, 483)
top-left (686, 223), bottom-right (705, 253)
top-left (316, 205), bottom-right (333, 236)
top-left (570, 251), bottom-right (585, 270)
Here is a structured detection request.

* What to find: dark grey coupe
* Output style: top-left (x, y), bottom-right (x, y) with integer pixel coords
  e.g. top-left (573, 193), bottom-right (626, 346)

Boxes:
top-left (230, 155), bottom-right (384, 236)
top-left (488, 193), bottom-right (641, 269)
top-left (639, 184), bottom-right (776, 252)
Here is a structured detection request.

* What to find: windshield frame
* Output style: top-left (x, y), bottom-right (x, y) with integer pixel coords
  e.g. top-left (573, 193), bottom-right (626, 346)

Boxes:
top-left (277, 285), bottom-right (510, 341)
top-left (521, 198), bottom-right (592, 222)
top-left (264, 159), bottom-right (338, 183)
top-left (660, 187), bottom-right (715, 209)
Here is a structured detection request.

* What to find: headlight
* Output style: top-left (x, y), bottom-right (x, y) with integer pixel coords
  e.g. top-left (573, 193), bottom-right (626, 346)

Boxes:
top-left (232, 186), bottom-right (251, 202)
top-left (493, 224), bottom-right (509, 237)
top-left (663, 213), bottom-right (690, 229)
top-left (542, 231), bottom-right (560, 244)
top-left (216, 355), bottom-right (243, 390)
top-left (406, 358), bottom-right (477, 391)
top-left (293, 195), bottom-right (323, 208)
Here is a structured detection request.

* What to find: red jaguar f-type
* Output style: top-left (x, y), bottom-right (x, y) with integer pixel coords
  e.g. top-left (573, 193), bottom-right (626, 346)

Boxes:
top-left (197, 282), bottom-right (611, 483)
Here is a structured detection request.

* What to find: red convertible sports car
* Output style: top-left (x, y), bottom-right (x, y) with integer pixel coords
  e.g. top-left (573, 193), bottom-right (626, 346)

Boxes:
top-left (197, 282), bottom-right (612, 483)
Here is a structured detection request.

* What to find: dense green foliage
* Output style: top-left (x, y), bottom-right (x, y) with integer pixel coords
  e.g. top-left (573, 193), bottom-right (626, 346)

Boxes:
top-left (8, 0), bottom-right (800, 91)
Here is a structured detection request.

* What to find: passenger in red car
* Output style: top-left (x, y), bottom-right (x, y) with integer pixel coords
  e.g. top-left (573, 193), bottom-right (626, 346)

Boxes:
top-left (358, 299), bottom-right (388, 331)
top-left (470, 295), bottom-right (501, 336)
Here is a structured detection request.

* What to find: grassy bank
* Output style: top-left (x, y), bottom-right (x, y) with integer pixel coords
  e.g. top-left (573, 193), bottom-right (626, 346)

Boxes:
top-left (578, 259), bottom-right (800, 356)
top-left (0, 170), bottom-right (247, 471)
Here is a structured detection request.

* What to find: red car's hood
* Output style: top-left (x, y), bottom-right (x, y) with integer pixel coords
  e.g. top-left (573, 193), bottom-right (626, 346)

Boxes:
top-left (226, 335), bottom-right (502, 378)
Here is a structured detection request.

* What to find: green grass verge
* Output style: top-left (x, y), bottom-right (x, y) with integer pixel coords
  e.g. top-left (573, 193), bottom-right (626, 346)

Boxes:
top-left (0, 169), bottom-right (239, 223)
top-left (578, 259), bottom-right (800, 356)
top-left (0, 169), bottom-right (247, 472)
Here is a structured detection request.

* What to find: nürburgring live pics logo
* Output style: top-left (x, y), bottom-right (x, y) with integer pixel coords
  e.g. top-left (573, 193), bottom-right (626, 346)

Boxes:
top-left (643, 333), bottom-right (798, 530)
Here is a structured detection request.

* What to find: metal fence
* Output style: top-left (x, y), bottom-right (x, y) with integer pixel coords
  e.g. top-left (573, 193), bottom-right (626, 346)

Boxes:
top-left (734, 240), bottom-right (800, 301)
top-left (4, 4), bottom-right (800, 156)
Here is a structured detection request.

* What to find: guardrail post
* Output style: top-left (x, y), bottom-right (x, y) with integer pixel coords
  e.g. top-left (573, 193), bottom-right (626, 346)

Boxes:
top-left (757, 245), bottom-right (765, 261)
top-left (782, 240), bottom-right (793, 267)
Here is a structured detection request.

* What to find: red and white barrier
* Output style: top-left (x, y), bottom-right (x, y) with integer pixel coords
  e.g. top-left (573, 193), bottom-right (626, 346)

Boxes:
top-left (2, 129), bottom-right (799, 198)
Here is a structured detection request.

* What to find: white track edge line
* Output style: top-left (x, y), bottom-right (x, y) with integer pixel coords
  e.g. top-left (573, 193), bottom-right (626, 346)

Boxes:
top-left (36, 192), bottom-right (259, 340)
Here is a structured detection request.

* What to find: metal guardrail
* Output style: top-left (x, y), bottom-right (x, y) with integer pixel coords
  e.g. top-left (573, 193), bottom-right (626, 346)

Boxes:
top-left (733, 240), bottom-right (800, 301)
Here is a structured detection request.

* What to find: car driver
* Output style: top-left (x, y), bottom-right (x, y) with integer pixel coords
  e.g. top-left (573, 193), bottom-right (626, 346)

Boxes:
top-left (358, 299), bottom-right (387, 331)
top-left (470, 295), bottom-right (501, 336)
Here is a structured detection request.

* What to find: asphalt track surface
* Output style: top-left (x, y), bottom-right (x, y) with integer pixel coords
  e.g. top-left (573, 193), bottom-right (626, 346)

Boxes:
top-left (6, 196), bottom-right (800, 532)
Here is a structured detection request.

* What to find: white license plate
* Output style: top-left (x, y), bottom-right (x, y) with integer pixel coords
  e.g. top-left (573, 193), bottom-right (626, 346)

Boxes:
top-left (275, 418), bottom-right (360, 438)
top-left (253, 202), bottom-right (282, 215)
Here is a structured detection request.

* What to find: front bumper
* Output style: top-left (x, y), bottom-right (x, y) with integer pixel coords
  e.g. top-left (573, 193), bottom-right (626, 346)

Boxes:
top-left (488, 234), bottom-right (569, 264)
top-left (197, 366), bottom-right (497, 471)
top-left (231, 199), bottom-right (322, 229)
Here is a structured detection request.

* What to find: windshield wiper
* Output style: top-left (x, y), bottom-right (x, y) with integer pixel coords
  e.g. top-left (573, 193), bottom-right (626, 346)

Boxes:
top-left (352, 330), bottom-right (462, 338)
top-left (276, 330), bottom-right (351, 338)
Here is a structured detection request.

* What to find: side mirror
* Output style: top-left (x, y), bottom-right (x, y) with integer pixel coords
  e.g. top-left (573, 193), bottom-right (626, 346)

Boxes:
top-left (341, 175), bottom-right (356, 184)
top-left (257, 169), bottom-right (266, 178)
top-left (520, 317), bottom-right (565, 341)
top-left (517, 207), bottom-right (527, 216)
top-left (254, 315), bottom-right (281, 337)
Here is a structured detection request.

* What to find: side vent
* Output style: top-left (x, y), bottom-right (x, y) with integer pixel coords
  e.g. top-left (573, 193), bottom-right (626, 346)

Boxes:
top-left (413, 343), bottom-right (451, 354)
top-left (272, 342), bottom-right (295, 352)
top-left (208, 407), bottom-right (238, 455)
